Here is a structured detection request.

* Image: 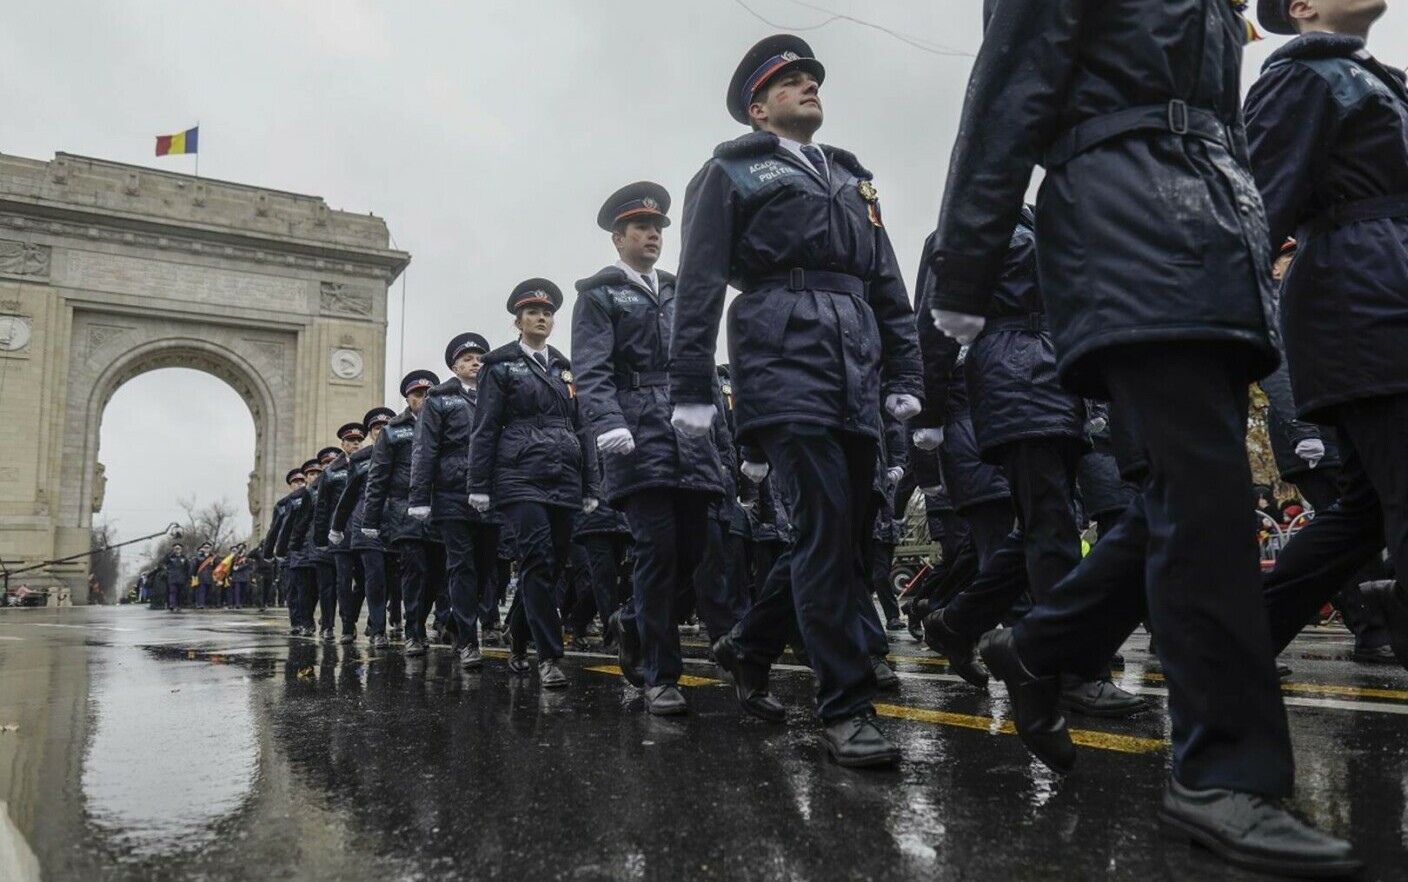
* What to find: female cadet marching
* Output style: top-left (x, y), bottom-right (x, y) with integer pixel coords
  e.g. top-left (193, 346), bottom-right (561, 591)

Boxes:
top-left (469, 279), bottom-right (602, 689)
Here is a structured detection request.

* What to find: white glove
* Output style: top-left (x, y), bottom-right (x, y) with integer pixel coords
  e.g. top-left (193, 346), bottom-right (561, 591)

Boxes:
top-left (1295, 438), bottom-right (1326, 469)
top-left (885, 393), bottom-right (922, 421)
top-left (360, 528), bottom-right (379, 539)
top-left (886, 466), bottom-right (904, 485)
top-left (741, 461), bottom-right (770, 483)
top-left (1086, 416), bottom-right (1108, 435)
top-left (583, 497), bottom-right (600, 514)
top-left (327, 530), bottom-right (344, 546)
top-left (597, 428), bottom-right (636, 455)
top-left (671, 403), bottom-right (717, 438)
top-left (408, 505), bottom-right (431, 521)
top-left (913, 427), bottom-right (945, 450)
top-left (920, 485), bottom-right (943, 497)
top-left (932, 309), bottom-right (986, 344)
top-left (469, 494), bottom-right (491, 513)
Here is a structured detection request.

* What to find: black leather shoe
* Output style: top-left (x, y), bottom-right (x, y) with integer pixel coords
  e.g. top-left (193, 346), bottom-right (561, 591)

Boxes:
top-left (457, 645), bottom-right (482, 670)
top-left (922, 609), bottom-right (989, 687)
top-left (712, 634), bottom-right (786, 723)
top-left (610, 610), bottom-right (645, 687)
top-left (1159, 780), bottom-right (1361, 877)
top-left (1361, 580), bottom-right (1408, 670)
top-left (907, 613), bottom-right (924, 643)
top-left (404, 638), bottom-right (426, 657)
top-left (885, 618), bottom-right (905, 632)
top-left (1352, 644), bottom-right (1396, 665)
top-left (644, 684), bottom-right (688, 716)
top-left (1059, 675), bottom-right (1146, 718)
top-left (338, 631), bottom-right (355, 645)
top-left (507, 652), bottom-right (532, 675)
top-left (979, 628), bottom-right (1075, 774)
top-left (369, 634), bottom-right (389, 651)
top-left (822, 713), bottom-right (900, 768)
top-left (873, 657), bottom-right (900, 691)
top-left (539, 659), bottom-right (568, 689)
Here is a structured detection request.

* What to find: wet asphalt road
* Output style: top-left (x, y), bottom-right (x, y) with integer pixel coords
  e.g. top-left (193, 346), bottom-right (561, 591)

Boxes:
top-left (0, 606), bottom-right (1405, 881)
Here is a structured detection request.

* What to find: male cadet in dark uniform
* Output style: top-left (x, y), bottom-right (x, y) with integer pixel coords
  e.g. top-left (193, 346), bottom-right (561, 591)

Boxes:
top-left (470, 280), bottom-right (602, 690)
top-left (331, 407), bottom-right (397, 649)
top-left (263, 468), bottom-right (306, 631)
top-left (668, 35), bottom-right (924, 765)
top-left (410, 332), bottom-right (503, 670)
top-left (572, 183), bottom-right (737, 714)
top-left (1248, 0), bottom-right (1408, 685)
top-left (193, 543), bottom-right (216, 608)
top-left (161, 542), bottom-right (190, 612)
top-left (229, 544), bottom-right (253, 609)
top-left (315, 422), bottom-right (365, 643)
top-left (305, 447), bottom-right (343, 639)
top-left (927, 0), bottom-right (1355, 873)
top-left (275, 459), bottom-right (323, 635)
top-left (363, 371), bottom-right (442, 656)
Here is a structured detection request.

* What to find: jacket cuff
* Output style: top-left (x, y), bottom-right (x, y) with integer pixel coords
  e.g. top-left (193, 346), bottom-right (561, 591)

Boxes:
top-left (669, 358), bottom-right (716, 405)
top-left (589, 411), bottom-right (629, 435)
top-left (930, 248), bottom-right (1001, 315)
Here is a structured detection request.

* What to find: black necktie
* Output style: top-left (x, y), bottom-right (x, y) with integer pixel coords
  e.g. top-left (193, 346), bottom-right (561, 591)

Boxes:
top-left (801, 144), bottom-right (828, 181)
top-left (533, 351), bottom-right (548, 371)
top-left (643, 274), bottom-right (656, 295)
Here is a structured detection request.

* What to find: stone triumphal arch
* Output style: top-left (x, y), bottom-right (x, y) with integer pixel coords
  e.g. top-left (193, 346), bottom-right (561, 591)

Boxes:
top-left (0, 153), bottom-right (409, 598)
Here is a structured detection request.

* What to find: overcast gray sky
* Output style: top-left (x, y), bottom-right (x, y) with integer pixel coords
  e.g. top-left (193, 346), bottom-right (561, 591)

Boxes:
top-left (4, 1), bottom-right (1405, 581)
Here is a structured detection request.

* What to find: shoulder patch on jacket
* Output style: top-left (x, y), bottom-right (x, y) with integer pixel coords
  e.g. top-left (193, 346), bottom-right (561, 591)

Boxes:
top-left (713, 131), bottom-right (779, 159)
top-left (1295, 56), bottom-right (1397, 108)
top-left (482, 342), bottom-right (524, 367)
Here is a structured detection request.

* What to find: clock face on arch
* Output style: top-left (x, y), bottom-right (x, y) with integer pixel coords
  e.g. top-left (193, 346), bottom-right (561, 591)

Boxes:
top-left (330, 348), bottom-right (364, 380)
top-left (0, 316), bottom-right (30, 352)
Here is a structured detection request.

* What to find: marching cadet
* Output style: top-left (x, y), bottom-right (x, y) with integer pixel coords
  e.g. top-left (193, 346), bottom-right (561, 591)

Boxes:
top-left (1248, 0), bottom-right (1408, 685)
top-left (668, 35), bottom-right (924, 765)
top-left (263, 467), bottom-right (307, 631)
top-left (316, 422), bottom-right (367, 643)
top-left (230, 544), bottom-right (253, 609)
top-left (572, 183), bottom-right (738, 713)
top-left (193, 542), bottom-right (217, 609)
top-left (363, 371), bottom-right (443, 656)
top-left (275, 458), bottom-right (324, 636)
top-left (469, 280), bottom-right (602, 689)
top-left (410, 332), bottom-right (503, 670)
top-left (305, 447), bottom-right (343, 639)
top-left (161, 542), bottom-right (191, 612)
top-left (331, 407), bottom-right (397, 649)
top-left (926, 0), bottom-right (1353, 873)
top-left (918, 208), bottom-right (1143, 717)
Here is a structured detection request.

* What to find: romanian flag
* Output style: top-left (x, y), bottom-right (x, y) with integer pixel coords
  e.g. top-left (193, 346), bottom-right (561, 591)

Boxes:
top-left (155, 126), bottom-right (199, 157)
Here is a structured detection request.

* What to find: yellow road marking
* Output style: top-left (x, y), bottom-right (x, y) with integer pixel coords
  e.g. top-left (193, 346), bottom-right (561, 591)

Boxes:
top-left (874, 703), bottom-right (1167, 755)
top-left (585, 665), bottom-right (722, 687)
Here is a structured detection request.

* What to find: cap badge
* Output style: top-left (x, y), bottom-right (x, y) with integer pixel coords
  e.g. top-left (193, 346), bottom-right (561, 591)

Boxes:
top-left (781, 51), bottom-right (799, 61)
top-left (642, 197), bottom-right (658, 209)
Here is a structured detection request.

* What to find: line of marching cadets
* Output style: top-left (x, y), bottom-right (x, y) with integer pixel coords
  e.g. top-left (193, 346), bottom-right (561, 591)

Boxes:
top-left (242, 3), bottom-right (1408, 874)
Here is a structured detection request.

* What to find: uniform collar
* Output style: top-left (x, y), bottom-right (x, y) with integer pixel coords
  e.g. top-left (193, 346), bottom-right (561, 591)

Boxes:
top-left (519, 340), bottom-right (549, 362)
top-left (777, 136), bottom-right (827, 182)
top-left (614, 260), bottom-right (659, 296)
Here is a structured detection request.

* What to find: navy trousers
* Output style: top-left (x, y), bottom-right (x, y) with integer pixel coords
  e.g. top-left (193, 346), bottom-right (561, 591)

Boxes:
top-left (332, 552), bottom-right (364, 635)
top-left (438, 519), bottom-right (502, 650)
top-left (620, 489), bottom-right (711, 687)
top-left (502, 502), bottom-right (573, 662)
top-left (394, 539), bottom-right (447, 643)
top-left (358, 548), bottom-right (389, 637)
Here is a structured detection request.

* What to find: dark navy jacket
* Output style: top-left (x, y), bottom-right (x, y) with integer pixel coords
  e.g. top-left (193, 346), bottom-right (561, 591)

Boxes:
top-left (1258, 359), bottom-right (1341, 481)
top-left (274, 486), bottom-right (312, 566)
top-left (670, 131), bottom-right (924, 442)
top-left (313, 452), bottom-right (353, 553)
top-left (410, 379), bottom-right (500, 525)
top-left (1077, 401), bottom-right (1137, 518)
top-left (332, 446), bottom-right (382, 551)
top-left (261, 492), bottom-right (296, 560)
top-left (953, 210), bottom-right (1083, 461)
top-left (162, 551), bottom-right (191, 592)
top-left (469, 343), bottom-right (601, 509)
top-left (1246, 33), bottom-right (1408, 420)
top-left (362, 409), bottom-right (433, 545)
top-left (573, 502), bottom-right (631, 540)
top-left (930, 0), bottom-right (1278, 399)
top-left (572, 265), bottom-right (725, 504)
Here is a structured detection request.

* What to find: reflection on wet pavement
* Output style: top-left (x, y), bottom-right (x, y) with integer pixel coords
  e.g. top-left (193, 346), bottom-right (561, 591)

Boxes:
top-left (0, 606), bottom-right (1405, 881)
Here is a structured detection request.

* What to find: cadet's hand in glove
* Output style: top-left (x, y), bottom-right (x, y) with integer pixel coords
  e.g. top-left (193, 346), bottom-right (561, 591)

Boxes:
top-left (1295, 438), bottom-right (1326, 469)
top-left (671, 403), bottom-right (717, 437)
top-left (597, 428), bottom-right (635, 455)
top-left (913, 427), bottom-right (945, 450)
top-left (583, 497), bottom-right (600, 514)
top-left (360, 528), bottom-right (379, 539)
top-left (885, 393), bottom-right (922, 421)
top-left (933, 309), bottom-right (986, 344)
top-left (1086, 415), bottom-right (1108, 436)
top-left (408, 505), bottom-right (431, 521)
top-left (327, 531), bottom-right (344, 546)
top-left (741, 461), bottom-right (770, 483)
top-left (469, 494), bottom-right (492, 513)
top-left (886, 466), bottom-right (904, 485)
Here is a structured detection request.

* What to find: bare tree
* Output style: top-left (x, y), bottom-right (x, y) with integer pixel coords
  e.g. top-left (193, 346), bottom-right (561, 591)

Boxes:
top-left (137, 497), bottom-right (243, 574)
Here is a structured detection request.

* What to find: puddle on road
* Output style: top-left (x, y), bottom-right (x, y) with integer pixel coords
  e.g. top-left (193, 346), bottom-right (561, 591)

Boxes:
top-left (81, 649), bottom-right (258, 856)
